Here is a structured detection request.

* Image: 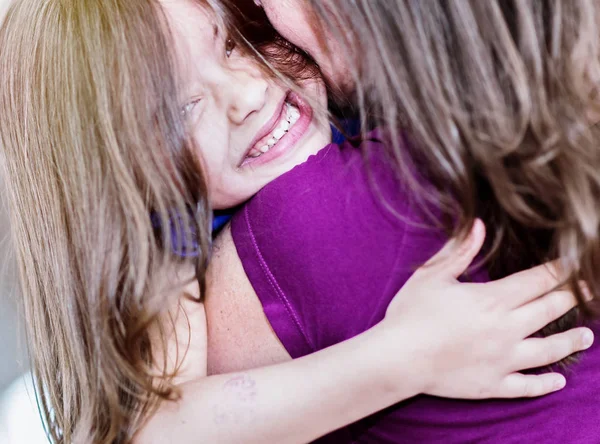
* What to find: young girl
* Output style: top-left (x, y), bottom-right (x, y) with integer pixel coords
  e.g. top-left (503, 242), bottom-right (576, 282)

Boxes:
top-left (0, 0), bottom-right (591, 443)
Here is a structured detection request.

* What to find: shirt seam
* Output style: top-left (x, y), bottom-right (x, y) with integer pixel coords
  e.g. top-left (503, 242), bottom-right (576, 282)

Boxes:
top-left (243, 205), bottom-right (317, 352)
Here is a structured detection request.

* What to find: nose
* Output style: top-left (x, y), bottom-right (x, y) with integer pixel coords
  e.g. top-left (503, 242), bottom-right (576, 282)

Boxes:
top-left (222, 67), bottom-right (268, 125)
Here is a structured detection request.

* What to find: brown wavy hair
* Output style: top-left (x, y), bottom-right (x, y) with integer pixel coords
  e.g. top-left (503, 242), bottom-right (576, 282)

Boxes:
top-left (308, 0), bottom-right (600, 328)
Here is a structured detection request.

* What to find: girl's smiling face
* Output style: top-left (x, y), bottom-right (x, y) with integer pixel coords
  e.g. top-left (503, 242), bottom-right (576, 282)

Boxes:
top-left (161, 0), bottom-right (331, 209)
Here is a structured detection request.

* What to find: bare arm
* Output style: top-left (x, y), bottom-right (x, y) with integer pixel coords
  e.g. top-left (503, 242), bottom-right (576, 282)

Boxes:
top-left (139, 314), bottom-right (424, 444)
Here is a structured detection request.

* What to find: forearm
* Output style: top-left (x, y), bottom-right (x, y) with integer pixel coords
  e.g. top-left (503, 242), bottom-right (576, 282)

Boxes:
top-left (141, 323), bottom-right (422, 444)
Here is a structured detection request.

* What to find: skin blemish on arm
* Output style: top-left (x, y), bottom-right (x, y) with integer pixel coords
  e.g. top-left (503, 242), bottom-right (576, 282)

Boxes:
top-left (213, 374), bottom-right (259, 425)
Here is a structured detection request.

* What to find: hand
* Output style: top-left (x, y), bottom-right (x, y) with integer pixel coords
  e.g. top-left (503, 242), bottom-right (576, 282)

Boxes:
top-left (381, 219), bottom-right (594, 399)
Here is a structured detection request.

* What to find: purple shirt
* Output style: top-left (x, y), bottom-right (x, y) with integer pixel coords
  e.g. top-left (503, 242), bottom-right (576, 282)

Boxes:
top-left (231, 134), bottom-right (600, 443)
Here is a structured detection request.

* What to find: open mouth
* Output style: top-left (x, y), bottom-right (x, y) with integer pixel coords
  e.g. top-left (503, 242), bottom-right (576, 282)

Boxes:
top-left (246, 102), bottom-right (300, 158)
top-left (241, 92), bottom-right (313, 167)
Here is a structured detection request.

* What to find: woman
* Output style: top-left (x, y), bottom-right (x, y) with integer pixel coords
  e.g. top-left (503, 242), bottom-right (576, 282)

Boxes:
top-left (253, 0), bottom-right (600, 309)
top-left (204, 0), bottom-right (600, 442)
top-left (0, 0), bottom-right (591, 443)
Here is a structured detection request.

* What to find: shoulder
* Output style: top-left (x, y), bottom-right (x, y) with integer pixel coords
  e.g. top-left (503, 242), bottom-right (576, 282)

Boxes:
top-left (233, 135), bottom-right (412, 247)
top-left (231, 133), bottom-right (421, 261)
top-left (229, 135), bottom-right (435, 352)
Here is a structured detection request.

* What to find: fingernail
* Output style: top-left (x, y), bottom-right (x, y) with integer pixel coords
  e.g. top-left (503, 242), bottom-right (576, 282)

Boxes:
top-left (553, 376), bottom-right (566, 391)
top-left (582, 330), bottom-right (594, 348)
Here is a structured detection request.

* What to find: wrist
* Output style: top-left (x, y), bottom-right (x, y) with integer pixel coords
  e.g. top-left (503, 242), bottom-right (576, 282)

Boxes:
top-left (367, 321), bottom-right (432, 400)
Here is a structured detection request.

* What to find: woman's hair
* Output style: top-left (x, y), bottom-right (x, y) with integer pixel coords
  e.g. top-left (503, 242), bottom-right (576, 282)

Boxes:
top-left (309, 0), bottom-right (600, 328)
top-left (0, 0), bottom-right (319, 441)
top-left (0, 0), bottom-right (212, 441)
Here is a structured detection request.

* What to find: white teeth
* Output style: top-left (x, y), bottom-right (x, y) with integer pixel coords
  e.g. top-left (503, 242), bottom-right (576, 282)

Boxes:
top-left (289, 105), bottom-right (300, 122)
top-left (280, 118), bottom-right (291, 131)
top-left (273, 128), bottom-right (286, 140)
top-left (246, 102), bottom-right (302, 161)
top-left (285, 102), bottom-right (300, 124)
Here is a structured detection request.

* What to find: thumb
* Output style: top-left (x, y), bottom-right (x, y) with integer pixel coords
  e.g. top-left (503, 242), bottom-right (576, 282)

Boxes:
top-left (423, 219), bottom-right (486, 279)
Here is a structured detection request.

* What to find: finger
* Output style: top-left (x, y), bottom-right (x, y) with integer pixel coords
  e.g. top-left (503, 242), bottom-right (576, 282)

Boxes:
top-left (492, 372), bottom-right (567, 398)
top-left (422, 219), bottom-right (486, 279)
top-left (557, 280), bottom-right (592, 303)
top-left (492, 261), bottom-right (570, 309)
top-left (510, 327), bottom-right (594, 371)
top-left (511, 290), bottom-right (580, 336)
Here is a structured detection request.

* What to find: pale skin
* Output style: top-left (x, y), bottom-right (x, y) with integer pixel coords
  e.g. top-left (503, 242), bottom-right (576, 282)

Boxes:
top-left (137, 1), bottom-right (595, 442)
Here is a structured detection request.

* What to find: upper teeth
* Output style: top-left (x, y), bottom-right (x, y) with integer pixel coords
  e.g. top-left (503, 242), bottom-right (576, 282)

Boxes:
top-left (248, 102), bottom-right (301, 158)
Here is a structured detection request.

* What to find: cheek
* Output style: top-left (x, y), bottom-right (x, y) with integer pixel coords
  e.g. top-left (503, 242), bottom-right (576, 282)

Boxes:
top-left (260, 0), bottom-right (320, 57)
top-left (190, 121), bottom-right (228, 185)
top-left (260, 0), bottom-right (352, 91)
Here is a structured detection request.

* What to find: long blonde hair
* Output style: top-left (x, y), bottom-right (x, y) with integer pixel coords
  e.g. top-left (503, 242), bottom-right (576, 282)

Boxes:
top-left (0, 0), bottom-right (211, 441)
top-left (0, 0), bottom-right (324, 440)
top-left (310, 0), bottom-right (600, 324)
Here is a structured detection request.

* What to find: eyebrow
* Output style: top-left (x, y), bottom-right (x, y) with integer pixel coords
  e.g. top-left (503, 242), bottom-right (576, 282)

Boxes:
top-left (212, 24), bottom-right (222, 52)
